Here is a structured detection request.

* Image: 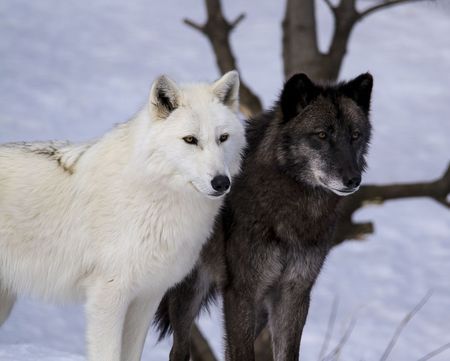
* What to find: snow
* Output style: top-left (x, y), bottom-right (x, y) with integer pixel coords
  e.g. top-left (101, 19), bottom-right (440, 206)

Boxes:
top-left (1, 0), bottom-right (450, 360)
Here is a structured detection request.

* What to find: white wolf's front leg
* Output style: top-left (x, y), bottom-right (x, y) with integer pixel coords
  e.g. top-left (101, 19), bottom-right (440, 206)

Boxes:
top-left (121, 294), bottom-right (158, 361)
top-left (86, 283), bottom-right (131, 361)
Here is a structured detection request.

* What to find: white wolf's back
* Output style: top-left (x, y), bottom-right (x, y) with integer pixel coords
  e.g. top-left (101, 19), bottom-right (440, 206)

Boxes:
top-left (0, 144), bottom-right (94, 301)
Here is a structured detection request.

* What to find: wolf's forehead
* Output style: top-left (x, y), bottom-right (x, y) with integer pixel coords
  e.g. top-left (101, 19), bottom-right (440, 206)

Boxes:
top-left (179, 84), bottom-right (217, 108)
top-left (192, 103), bottom-right (231, 124)
top-left (337, 97), bottom-right (366, 125)
top-left (176, 106), bottom-right (232, 136)
top-left (301, 99), bottom-right (336, 127)
top-left (300, 97), bottom-right (365, 130)
top-left (176, 85), bottom-right (236, 132)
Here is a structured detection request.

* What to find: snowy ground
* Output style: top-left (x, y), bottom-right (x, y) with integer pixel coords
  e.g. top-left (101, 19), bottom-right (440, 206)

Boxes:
top-left (1, 0), bottom-right (450, 360)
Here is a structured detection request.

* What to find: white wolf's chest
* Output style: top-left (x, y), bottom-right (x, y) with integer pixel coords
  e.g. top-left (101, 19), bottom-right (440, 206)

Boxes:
top-left (93, 188), bottom-right (219, 293)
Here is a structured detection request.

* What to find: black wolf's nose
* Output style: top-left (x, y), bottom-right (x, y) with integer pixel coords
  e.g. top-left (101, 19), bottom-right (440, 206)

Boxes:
top-left (211, 175), bottom-right (230, 192)
top-left (344, 175), bottom-right (361, 188)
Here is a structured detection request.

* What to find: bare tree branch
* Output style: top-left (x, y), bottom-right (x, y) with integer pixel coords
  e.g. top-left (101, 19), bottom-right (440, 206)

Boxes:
top-left (323, 0), bottom-right (337, 13)
top-left (379, 291), bottom-right (433, 361)
top-left (230, 13), bottom-right (246, 28)
top-left (303, 0), bottom-right (427, 81)
top-left (184, 19), bottom-right (205, 33)
top-left (333, 163), bottom-right (450, 245)
top-left (325, 0), bottom-right (360, 80)
top-left (358, 0), bottom-right (426, 20)
top-left (183, 0), bottom-right (262, 117)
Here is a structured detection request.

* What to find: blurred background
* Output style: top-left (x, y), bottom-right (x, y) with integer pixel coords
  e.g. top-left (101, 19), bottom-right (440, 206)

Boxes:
top-left (0, 0), bottom-right (449, 360)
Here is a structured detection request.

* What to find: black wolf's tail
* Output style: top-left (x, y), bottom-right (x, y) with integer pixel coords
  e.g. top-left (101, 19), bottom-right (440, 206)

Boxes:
top-left (153, 266), bottom-right (217, 341)
top-left (154, 290), bottom-right (173, 341)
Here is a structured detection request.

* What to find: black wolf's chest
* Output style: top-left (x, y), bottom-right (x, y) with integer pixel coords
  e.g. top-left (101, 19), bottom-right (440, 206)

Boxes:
top-left (279, 244), bottom-right (328, 284)
top-left (253, 241), bottom-right (328, 305)
top-left (265, 191), bottom-right (338, 249)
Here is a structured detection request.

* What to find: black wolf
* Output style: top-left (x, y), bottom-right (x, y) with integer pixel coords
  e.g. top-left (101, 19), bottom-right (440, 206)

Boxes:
top-left (154, 73), bottom-right (373, 361)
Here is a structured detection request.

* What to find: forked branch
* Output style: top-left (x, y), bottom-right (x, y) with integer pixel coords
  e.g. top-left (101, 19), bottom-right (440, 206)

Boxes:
top-left (184, 0), bottom-right (262, 117)
top-left (322, 0), bottom-right (426, 20)
top-left (322, 0), bottom-right (427, 80)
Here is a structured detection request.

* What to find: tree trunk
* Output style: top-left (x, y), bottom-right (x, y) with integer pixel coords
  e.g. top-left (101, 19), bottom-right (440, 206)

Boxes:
top-left (282, 0), bottom-right (359, 81)
top-left (282, 0), bottom-right (322, 79)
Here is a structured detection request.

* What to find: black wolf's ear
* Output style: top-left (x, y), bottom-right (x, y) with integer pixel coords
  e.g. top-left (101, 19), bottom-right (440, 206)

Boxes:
top-left (149, 75), bottom-right (180, 119)
top-left (280, 73), bottom-right (318, 122)
top-left (342, 73), bottom-right (373, 115)
top-left (212, 70), bottom-right (240, 113)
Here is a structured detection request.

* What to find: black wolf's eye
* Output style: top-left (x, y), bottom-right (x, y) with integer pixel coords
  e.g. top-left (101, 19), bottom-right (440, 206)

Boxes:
top-left (318, 131), bottom-right (327, 140)
top-left (352, 131), bottom-right (361, 140)
top-left (183, 136), bottom-right (198, 145)
top-left (219, 133), bottom-right (229, 143)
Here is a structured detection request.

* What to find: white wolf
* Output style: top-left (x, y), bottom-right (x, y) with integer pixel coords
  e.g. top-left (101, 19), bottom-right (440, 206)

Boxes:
top-left (0, 71), bottom-right (245, 361)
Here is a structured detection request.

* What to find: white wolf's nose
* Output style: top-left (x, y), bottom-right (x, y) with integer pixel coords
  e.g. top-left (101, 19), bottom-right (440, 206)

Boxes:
top-left (211, 175), bottom-right (230, 193)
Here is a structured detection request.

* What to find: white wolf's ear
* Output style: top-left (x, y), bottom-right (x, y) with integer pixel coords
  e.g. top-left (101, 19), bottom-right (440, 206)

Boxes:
top-left (149, 75), bottom-right (180, 119)
top-left (212, 70), bottom-right (240, 112)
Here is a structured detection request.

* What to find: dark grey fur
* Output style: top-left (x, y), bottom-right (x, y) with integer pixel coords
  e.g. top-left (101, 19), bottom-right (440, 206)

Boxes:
top-left (154, 73), bottom-right (373, 361)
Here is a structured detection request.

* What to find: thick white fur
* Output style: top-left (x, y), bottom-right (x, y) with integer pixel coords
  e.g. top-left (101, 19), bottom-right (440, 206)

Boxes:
top-left (0, 71), bottom-right (245, 361)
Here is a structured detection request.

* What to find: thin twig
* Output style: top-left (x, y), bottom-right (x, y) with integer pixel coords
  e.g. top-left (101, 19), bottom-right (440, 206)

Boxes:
top-left (379, 291), bottom-right (433, 361)
top-left (416, 342), bottom-right (450, 361)
top-left (318, 296), bottom-right (339, 361)
top-left (183, 19), bottom-right (205, 33)
top-left (230, 13), bottom-right (246, 29)
top-left (322, 308), bottom-right (360, 361)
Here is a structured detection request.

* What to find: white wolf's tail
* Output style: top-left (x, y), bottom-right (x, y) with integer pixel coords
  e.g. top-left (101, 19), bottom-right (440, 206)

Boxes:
top-left (0, 285), bottom-right (16, 326)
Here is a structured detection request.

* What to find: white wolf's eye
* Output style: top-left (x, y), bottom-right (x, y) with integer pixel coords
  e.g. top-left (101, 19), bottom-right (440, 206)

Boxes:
top-left (219, 133), bottom-right (229, 143)
top-left (183, 136), bottom-right (198, 145)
